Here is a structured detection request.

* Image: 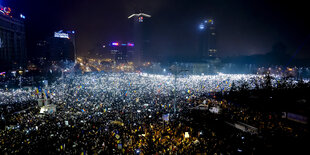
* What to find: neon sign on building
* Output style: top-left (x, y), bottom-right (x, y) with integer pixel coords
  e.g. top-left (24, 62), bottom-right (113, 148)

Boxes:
top-left (54, 32), bottom-right (69, 39)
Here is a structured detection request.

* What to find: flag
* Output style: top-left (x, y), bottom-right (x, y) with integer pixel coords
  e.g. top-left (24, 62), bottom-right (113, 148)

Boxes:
top-left (44, 90), bottom-right (48, 99)
top-left (162, 114), bottom-right (169, 121)
top-left (123, 91), bottom-right (127, 96)
top-left (42, 91), bottom-right (47, 100)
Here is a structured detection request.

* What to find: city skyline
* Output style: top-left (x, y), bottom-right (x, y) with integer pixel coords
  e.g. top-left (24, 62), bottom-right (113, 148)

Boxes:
top-left (5, 0), bottom-right (310, 60)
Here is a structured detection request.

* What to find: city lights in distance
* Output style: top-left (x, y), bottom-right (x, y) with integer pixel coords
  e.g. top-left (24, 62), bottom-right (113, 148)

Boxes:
top-left (112, 42), bottom-right (119, 46)
top-left (127, 43), bottom-right (134, 47)
top-left (111, 42), bottom-right (134, 47)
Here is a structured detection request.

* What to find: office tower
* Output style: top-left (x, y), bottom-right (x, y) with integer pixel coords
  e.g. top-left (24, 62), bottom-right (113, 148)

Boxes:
top-left (128, 12), bottom-right (151, 64)
top-left (198, 19), bottom-right (217, 60)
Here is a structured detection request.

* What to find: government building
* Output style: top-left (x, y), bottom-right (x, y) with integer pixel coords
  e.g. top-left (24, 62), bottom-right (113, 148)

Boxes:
top-left (0, 6), bottom-right (26, 71)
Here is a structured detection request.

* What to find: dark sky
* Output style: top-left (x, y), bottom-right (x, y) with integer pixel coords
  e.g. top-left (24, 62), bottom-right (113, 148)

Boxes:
top-left (5, 0), bottom-right (310, 58)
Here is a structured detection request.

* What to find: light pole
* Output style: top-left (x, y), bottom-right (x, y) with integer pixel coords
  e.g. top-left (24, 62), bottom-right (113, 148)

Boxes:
top-left (169, 64), bottom-right (188, 116)
top-left (61, 70), bottom-right (65, 101)
top-left (18, 69), bottom-right (23, 89)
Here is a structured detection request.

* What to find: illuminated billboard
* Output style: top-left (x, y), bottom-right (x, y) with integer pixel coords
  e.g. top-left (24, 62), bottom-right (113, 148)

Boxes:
top-left (111, 42), bottom-right (134, 47)
top-left (54, 32), bottom-right (69, 39)
top-left (111, 42), bottom-right (119, 46)
top-left (0, 7), bottom-right (11, 16)
top-left (127, 43), bottom-right (134, 47)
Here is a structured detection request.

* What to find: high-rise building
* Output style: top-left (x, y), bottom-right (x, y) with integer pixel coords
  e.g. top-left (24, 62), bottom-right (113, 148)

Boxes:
top-left (49, 30), bottom-right (76, 62)
top-left (109, 42), bottom-right (134, 63)
top-left (48, 38), bottom-right (75, 62)
top-left (0, 5), bottom-right (26, 71)
top-left (198, 19), bottom-right (217, 60)
top-left (128, 12), bottom-right (151, 64)
top-left (32, 30), bottom-right (76, 64)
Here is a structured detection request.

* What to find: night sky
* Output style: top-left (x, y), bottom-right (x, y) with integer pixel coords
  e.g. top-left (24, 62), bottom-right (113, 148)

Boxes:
top-left (5, 0), bottom-right (310, 58)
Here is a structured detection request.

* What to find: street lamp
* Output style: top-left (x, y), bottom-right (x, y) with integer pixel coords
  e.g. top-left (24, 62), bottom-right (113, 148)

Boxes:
top-left (169, 64), bottom-right (188, 116)
top-left (18, 68), bottom-right (24, 89)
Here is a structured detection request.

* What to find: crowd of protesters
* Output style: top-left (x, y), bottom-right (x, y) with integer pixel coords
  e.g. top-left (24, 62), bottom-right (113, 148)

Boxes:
top-left (1, 72), bottom-right (309, 154)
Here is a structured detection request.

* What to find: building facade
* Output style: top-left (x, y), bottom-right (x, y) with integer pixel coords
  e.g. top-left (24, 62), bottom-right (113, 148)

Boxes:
top-left (48, 37), bottom-right (75, 62)
top-left (33, 31), bottom-right (75, 63)
top-left (49, 30), bottom-right (75, 62)
top-left (109, 42), bottom-right (134, 63)
top-left (0, 10), bottom-right (26, 71)
top-left (198, 19), bottom-right (217, 60)
top-left (128, 13), bottom-right (151, 64)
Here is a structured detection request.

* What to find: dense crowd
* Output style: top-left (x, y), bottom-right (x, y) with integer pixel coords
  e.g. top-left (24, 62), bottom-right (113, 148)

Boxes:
top-left (1, 72), bottom-right (309, 154)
